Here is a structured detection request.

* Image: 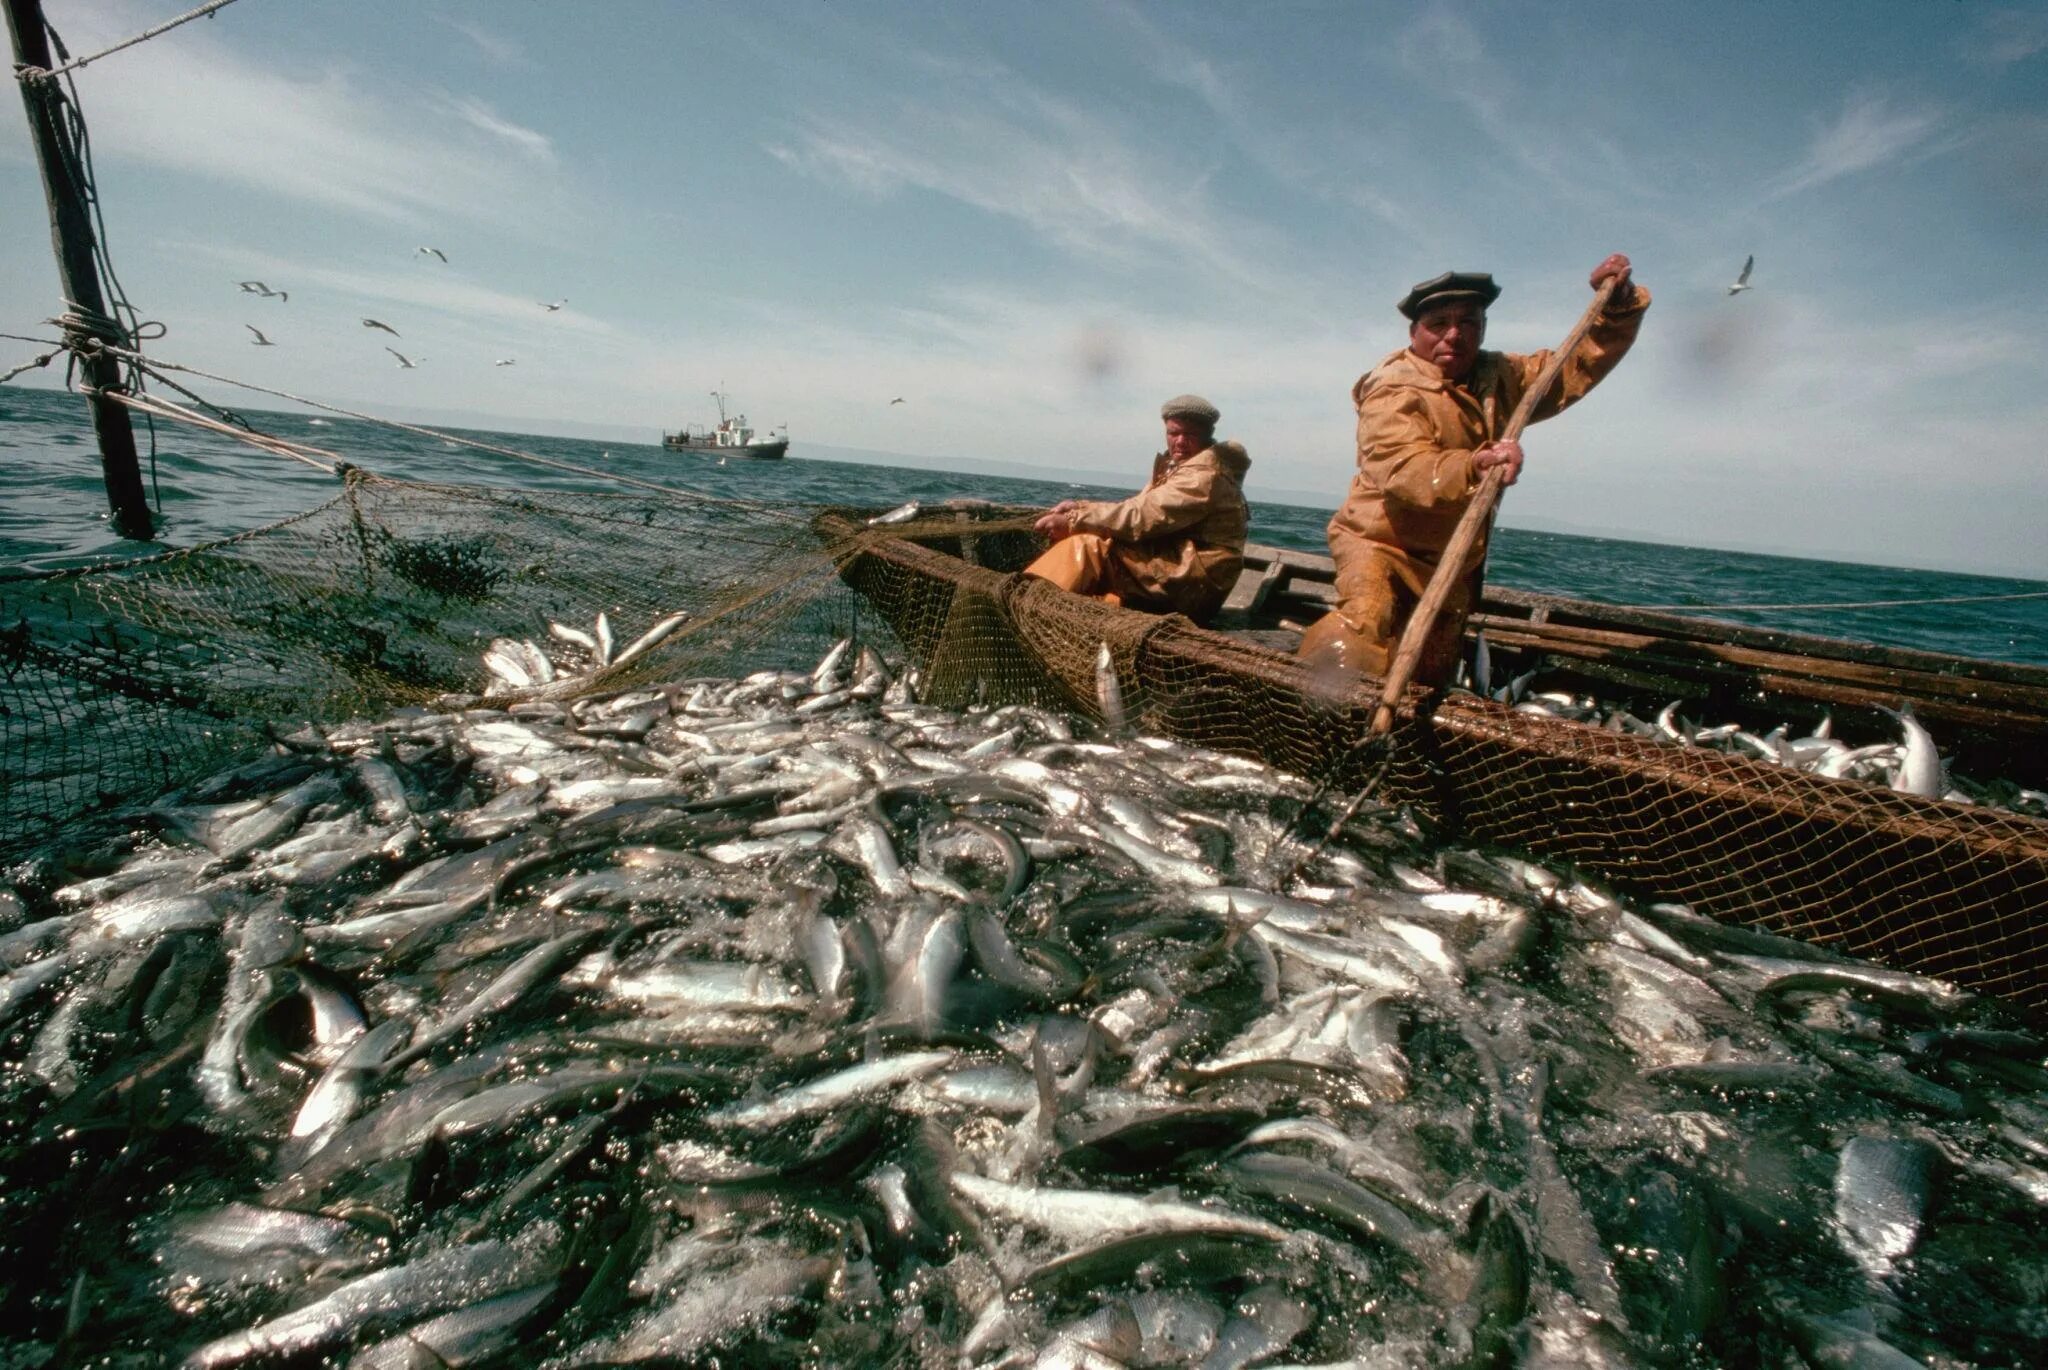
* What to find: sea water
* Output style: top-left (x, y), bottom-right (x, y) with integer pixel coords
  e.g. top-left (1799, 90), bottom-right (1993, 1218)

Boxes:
top-left (4, 385), bottom-right (2043, 665)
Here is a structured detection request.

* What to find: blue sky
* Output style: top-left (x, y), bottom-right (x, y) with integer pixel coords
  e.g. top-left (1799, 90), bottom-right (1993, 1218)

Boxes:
top-left (4, 1), bottom-right (2046, 577)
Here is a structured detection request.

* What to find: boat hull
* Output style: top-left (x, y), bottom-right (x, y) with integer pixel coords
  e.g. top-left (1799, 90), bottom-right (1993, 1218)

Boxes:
top-left (817, 510), bottom-right (2048, 1015)
top-left (661, 437), bottom-right (789, 460)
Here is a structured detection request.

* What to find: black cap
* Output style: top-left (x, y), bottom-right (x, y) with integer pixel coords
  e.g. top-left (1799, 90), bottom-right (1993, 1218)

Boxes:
top-left (1398, 271), bottom-right (1502, 320)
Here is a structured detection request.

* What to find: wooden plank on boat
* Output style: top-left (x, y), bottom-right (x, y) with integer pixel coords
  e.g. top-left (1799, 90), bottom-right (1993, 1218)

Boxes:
top-left (1222, 558), bottom-right (1288, 613)
top-left (1240, 543), bottom-right (2048, 694)
top-left (1480, 626), bottom-right (2048, 744)
top-left (1483, 586), bottom-right (2048, 691)
top-left (1469, 614), bottom-right (2048, 718)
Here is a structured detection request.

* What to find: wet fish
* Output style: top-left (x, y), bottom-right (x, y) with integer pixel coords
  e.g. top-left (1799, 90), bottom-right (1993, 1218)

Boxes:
top-left (867, 500), bottom-right (922, 526)
top-left (1833, 1134), bottom-right (1937, 1282)
top-left (1094, 643), bottom-right (1126, 735)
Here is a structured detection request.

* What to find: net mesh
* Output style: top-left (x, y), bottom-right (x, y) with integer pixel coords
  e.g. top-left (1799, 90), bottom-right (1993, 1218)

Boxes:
top-left (5, 476), bottom-right (2046, 1013)
top-left (827, 510), bottom-right (2048, 1015)
top-left (1, 470), bottom-right (864, 853)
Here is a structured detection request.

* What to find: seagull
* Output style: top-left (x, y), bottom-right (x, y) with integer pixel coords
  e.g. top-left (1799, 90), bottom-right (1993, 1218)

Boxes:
top-left (1727, 254), bottom-right (1754, 296)
top-left (245, 325), bottom-right (275, 346)
top-left (385, 347), bottom-right (418, 369)
top-left (362, 318), bottom-right (401, 337)
top-left (539, 299), bottom-right (566, 311)
top-left (417, 246), bottom-right (449, 263)
top-left (493, 358), bottom-right (516, 366)
top-left (889, 397), bottom-right (905, 405)
top-left (238, 280), bottom-right (268, 294)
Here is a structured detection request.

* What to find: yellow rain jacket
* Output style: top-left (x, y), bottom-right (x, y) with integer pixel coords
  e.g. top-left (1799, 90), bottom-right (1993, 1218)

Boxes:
top-left (1319, 288), bottom-right (1649, 676)
top-left (1066, 440), bottom-right (1252, 622)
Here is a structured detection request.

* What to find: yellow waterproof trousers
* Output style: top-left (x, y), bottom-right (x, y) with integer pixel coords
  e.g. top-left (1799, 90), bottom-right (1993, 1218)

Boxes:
top-left (1023, 533), bottom-right (1127, 607)
top-left (1296, 546), bottom-right (1476, 687)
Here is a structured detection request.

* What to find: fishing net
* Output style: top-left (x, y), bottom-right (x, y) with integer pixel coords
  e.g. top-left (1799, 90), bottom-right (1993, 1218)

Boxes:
top-left (826, 511), bottom-right (2048, 1016)
top-left (0, 469), bottom-right (870, 855)
top-left (6, 477), bottom-right (2048, 1014)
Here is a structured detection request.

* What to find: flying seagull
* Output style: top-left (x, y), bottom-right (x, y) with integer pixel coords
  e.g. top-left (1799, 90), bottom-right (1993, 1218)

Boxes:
top-left (1727, 255), bottom-right (1754, 296)
top-left (889, 397), bottom-right (906, 405)
top-left (385, 347), bottom-right (418, 369)
top-left (493, 358), bottom-right (516, 366)
top-left (245, 325), bottom-right (275, 346)
top-left (539, 299), bottom-right (566, 311)
top-left (417, 246), bottom-right (449, 263)
top-left (362, 318), bottom-right (401, 337)
top-left (237, 280), bottom-right (287, 301)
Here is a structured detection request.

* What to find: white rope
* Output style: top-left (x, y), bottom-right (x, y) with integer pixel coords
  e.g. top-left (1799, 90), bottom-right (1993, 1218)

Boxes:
top-left (98, 387), bottom-right (338, 473)
top-left (1, 348), bottom-right (60, 385)
top-left (16, 0), bottom-right (242, 81)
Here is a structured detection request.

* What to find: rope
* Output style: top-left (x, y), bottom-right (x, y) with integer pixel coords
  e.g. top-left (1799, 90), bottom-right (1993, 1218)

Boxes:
top-left (1620, 589), bottom-right (2048, 613)
top-left (106, 346), bottom-right (812, 524)
top-left (15, 0), bottom-right (241, 82)
top-left (97, 388), bottom-right (337, 473)
top-left (0, 349), bottom-right (61, 385)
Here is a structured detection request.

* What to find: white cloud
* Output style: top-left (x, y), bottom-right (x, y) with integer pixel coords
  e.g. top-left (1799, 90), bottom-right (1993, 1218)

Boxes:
top-left (432, 95), bottom-right (555, 163)
top-left (1956, 8), bottom-right (2048, 66)
top-left (763, 50), bottom-right (1316, 306)
top-left (437, 16), bottom-right (533, 70)
top-left (1393, 5), bottom-right (1637, 202)
top-left (47, 3), bottom-right (572, 232)
top-left (1763, 92), bottom-right (1943, 201)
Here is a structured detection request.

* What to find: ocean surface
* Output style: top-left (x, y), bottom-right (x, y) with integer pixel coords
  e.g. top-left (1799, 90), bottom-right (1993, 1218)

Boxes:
top-left (4, 384), bottom-right (2044, 665)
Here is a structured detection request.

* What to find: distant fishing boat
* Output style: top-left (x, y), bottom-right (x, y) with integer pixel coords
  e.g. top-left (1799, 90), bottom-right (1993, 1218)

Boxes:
top-left (661, 391), bottom-right (789, 460)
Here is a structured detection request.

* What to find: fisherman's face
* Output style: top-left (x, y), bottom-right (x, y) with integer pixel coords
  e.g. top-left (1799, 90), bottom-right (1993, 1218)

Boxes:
top-left (1409, 302), bottom-right (1486, 381)
top-left (1163, 417), bottom-right (1212, 461)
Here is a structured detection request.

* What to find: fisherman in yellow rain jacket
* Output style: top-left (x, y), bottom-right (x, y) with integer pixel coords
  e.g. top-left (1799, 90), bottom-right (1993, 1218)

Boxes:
top-left (1025, 393), bottom-right (1251, 625)
top-left (1299, 255), bottom-right (1649, 682)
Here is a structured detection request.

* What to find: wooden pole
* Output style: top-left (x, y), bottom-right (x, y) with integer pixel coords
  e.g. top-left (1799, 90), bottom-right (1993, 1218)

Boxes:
top-left (1368, 278), bottom-right (1619, 735)
top-left (5, 0), bottom-right (153, 540)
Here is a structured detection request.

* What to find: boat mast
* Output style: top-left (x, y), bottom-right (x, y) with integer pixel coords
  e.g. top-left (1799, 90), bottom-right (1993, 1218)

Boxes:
top-left (5, 0), bottom-right (153, 539)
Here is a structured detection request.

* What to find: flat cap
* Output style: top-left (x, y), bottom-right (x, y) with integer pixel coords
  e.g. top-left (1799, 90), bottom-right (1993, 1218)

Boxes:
top-left (1160, 393), bottom-right (1220, 424)
top-left (1398, 271), bottom-right (1502, 320)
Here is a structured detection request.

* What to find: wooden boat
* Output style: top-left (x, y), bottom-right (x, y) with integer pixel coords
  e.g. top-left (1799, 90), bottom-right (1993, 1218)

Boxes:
top-left (817, 509), bottom-right (2048, 1014)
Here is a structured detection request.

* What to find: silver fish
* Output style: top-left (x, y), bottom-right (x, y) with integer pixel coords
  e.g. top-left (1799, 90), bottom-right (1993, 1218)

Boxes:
top-left (179, 1240), bottom-right (522, 1369)
top-left (714, 1050), bottom-right (954, 1130)
top-left (867, 499), bottom-right (922, 526)
top-left (1094, 642), bottom-right (1126, 736)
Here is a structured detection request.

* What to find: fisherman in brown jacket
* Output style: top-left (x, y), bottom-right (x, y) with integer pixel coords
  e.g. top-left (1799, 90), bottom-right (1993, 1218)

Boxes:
top-left (1300, 255), bottom-right (1648, 681)
top-left (1026, 393), bottom-right (1251, 624)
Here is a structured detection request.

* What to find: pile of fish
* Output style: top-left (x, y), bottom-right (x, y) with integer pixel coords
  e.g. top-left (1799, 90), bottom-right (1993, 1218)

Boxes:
top-left (3, 635), bottom-right (2046, 1368)
top-left (1467, 641), bottom-right (2048, 818)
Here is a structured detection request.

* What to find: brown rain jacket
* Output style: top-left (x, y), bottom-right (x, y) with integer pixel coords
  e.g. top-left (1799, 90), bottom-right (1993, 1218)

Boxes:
top-left (1326, 286), bottom-right (1649, 584)
top-left (1068, 440), bottom-right (1252, 621)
